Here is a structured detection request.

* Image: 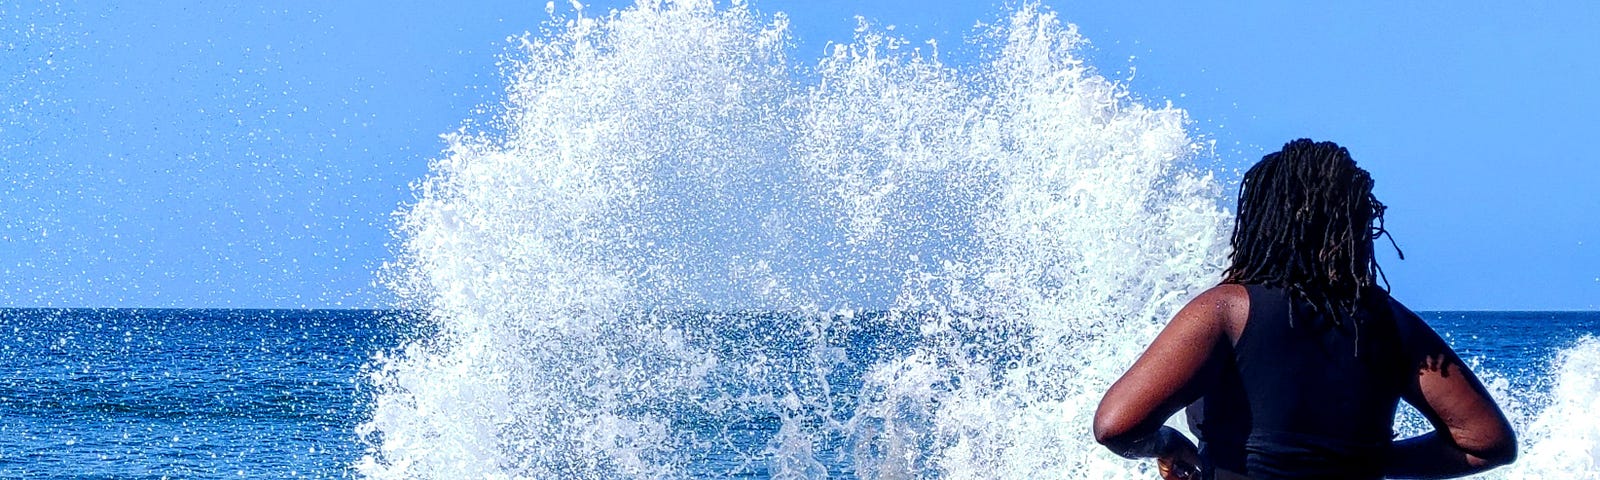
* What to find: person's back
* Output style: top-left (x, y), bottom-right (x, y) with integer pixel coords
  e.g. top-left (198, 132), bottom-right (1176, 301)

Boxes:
top-left (1189, 284), bottom-right (1407, 479)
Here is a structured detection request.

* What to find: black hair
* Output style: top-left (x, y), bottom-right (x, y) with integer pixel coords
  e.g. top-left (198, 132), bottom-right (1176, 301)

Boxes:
top-left (1222, 139), bottom-right (1403, 333)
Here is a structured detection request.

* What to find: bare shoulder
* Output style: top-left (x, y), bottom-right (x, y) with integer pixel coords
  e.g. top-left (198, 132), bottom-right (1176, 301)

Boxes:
top-left (1192, 283), bottom-right (1248, 305)
top-left (1189, 284), bottom-right (1249, 318)
top-left (1185, 284), bottom-right (1250, 340)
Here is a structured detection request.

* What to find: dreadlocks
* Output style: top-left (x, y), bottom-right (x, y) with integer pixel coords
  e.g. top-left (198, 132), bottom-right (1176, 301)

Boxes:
top-left (1222, 139), bottom-right (1403, 336)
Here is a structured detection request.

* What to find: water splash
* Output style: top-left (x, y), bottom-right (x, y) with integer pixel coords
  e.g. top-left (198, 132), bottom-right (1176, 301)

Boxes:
top-left (358, 2), bottom-right (789, 476)
top-left (1496, 336), bottom-right (1600, 479)
top-left (357, 1), bottom-right (1596, 478)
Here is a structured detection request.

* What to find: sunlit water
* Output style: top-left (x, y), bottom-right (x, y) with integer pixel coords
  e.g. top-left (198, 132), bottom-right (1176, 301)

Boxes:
top-left (0, 308), bottom-right (400, 478)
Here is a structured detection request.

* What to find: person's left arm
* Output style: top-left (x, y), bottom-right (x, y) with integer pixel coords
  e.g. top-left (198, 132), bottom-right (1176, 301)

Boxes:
top-left (1093, 285), bottom-right (1240, 460)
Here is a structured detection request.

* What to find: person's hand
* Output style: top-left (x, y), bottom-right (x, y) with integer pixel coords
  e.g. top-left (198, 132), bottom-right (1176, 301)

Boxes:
top-left (1156, 438), bottom-right (1202, 480)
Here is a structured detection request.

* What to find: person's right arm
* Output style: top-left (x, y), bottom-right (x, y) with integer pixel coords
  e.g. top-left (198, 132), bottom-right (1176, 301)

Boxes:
top-left (1384, 301), bottom-right (1517, 479)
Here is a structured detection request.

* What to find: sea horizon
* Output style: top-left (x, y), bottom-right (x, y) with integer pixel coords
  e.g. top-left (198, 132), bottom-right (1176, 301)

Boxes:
top-left (4, 306), bottom-right (1594, 313)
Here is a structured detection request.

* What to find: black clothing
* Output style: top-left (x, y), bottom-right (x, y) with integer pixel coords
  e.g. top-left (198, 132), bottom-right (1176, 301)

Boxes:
top-left (1187, 284), bottom-right (1421, 480)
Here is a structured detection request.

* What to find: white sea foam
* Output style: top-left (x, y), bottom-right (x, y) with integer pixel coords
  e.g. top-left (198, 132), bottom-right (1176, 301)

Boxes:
top-left (358, 1), bottom-right (1595, 478)
top-left (358, 3), bottom-right (787, 477)
top-left (1493, 336), bottom-right (1600, 479)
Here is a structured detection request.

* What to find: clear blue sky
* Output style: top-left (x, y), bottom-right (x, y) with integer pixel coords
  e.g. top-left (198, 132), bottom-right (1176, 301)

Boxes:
top-left (2, 1), bottom-right (1595, 309)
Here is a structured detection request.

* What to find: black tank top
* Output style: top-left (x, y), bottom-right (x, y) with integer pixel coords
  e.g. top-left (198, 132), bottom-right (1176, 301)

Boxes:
top-left (1187, 284), bottom-right (1413, 479)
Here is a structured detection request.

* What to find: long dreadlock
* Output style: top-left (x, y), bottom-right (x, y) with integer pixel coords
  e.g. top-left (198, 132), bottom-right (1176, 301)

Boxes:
top-left (1222, 139), bottom-right (1404, 353)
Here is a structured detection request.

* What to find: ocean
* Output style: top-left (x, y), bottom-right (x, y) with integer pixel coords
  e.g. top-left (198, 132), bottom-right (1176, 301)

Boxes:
top-left (0, 309), bottom-right (400, 478)
top-left (2, 308), bottom-right (1595, 478)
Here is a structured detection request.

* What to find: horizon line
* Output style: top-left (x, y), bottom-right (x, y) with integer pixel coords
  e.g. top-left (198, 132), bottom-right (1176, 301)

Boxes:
top-left (1, 306), bottom-right (1595, 314)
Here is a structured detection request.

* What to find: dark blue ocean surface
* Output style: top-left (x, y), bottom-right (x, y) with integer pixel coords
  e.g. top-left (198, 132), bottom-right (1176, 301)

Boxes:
top-left (1, 309), bottom-right (1594, 478)
top-left (0, 309), bottom-right (408, 478)
top-left (1424, 311), bottom-right (1600, 401)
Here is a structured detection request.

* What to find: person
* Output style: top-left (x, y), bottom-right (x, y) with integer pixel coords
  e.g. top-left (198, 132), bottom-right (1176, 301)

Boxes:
top-left (1092, 139), bottom-right (1517, 479)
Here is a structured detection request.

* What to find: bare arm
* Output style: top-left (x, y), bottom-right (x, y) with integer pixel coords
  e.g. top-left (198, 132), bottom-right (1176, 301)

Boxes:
top-left (1385, 302), bottom-right (1517, 478)
top-left (1094, 285), bottom-right (1243, 459)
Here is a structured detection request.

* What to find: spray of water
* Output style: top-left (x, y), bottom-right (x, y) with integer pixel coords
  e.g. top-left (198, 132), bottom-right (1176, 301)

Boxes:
top-left (357, 1), bottom-right (1599, 478)
top-left (1494, 337), bottom-right (1600, 479)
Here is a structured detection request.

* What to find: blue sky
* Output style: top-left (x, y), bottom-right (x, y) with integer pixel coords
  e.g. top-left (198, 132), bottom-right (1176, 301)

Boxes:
top-left (2, 1), bottom-right (1595, 309)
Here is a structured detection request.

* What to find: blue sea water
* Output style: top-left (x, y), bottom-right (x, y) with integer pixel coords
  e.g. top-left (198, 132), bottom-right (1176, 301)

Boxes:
top-left (0, 309), bottom-right (404, 478)
top-left (1, 308), bottom-right (1594, 478)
